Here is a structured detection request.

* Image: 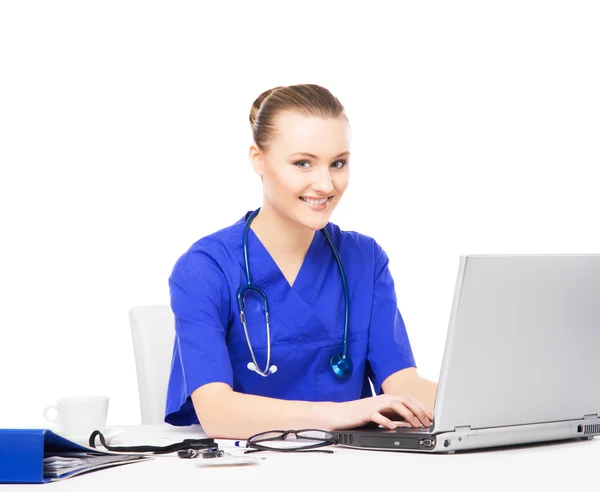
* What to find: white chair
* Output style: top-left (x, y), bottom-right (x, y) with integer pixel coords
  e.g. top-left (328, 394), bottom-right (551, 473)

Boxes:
top-left (129, 305), bottom-right (176, 425)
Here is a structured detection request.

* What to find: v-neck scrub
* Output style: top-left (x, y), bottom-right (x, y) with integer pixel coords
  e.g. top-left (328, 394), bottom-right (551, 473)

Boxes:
top-left (165, 212), bottom-right (416, 426)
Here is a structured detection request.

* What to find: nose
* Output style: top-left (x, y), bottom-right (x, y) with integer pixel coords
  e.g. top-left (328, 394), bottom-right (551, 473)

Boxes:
top-left (312, 167), bottom-right (334, 195)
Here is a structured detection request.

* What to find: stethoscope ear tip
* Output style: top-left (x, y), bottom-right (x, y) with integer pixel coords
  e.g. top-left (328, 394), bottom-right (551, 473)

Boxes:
top-left (247, 361), bottom-right (278, 376)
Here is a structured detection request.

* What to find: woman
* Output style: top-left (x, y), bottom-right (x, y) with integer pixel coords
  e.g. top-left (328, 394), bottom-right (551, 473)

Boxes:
top-left (165, 84), bottom-right (437, 439)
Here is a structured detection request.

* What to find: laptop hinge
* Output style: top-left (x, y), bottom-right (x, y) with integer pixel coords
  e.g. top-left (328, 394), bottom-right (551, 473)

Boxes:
top-left (454, 426), bottom-right (471, 432)
top-left (583, 414), bottom-right (598, 419)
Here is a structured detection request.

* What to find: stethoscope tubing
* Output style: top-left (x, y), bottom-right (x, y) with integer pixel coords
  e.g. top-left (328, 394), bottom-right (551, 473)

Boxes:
top-left (238, 208), bottom-right (351, 378)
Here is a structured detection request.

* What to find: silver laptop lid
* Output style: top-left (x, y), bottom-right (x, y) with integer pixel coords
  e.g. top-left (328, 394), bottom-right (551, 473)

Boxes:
top-left (432, 255), bottom-right (600, 434)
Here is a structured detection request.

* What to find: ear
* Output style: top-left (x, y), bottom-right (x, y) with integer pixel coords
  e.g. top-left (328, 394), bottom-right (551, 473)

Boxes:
top-left (249, 144), bottom-right (265, 177)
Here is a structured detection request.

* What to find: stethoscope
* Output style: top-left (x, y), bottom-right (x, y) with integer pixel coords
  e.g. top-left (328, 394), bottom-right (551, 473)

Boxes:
top-left (237, 208), bottom-right (352, 379)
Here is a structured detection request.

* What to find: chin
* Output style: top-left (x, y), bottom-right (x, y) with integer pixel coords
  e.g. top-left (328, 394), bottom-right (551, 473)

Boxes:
top-left (281, 200), bottom-right (337, 231)
top-left (298, 212), bottom-right (333, 231)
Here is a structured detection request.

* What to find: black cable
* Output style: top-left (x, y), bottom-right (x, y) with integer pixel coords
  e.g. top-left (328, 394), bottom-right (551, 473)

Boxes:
top-left (88, 430), bottom-right (216, 454)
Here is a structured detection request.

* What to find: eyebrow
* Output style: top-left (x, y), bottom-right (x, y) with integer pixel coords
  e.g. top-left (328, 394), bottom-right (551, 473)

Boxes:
top-left (288, 151), bottom-right (350, 159)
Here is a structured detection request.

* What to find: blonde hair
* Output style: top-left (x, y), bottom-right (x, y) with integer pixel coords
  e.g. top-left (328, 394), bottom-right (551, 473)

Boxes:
top-left (249, 84), bottom-right (347, 151)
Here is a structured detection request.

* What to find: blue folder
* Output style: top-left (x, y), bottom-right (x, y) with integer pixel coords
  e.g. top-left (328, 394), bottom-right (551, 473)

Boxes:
top-left (0, 429), bottom-right (153, 484)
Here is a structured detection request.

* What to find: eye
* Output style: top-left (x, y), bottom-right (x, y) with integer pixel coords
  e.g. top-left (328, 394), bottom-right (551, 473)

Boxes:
top-left (331, 160), bottom-right (347, 169)
top-left (294, 160), bottom-right (311, 169)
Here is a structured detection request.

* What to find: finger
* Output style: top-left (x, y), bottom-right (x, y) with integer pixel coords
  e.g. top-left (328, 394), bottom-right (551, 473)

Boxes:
top-left (389, 401), bottom-right (421, 428)
top-left (370, 411), bottom-right (397, 430)
top-left (407, 398), bottom-right (433, 427)
top-left (409, 396), bottom-right (432, 419)
top-left (396, 397), bottom-right (431, 427)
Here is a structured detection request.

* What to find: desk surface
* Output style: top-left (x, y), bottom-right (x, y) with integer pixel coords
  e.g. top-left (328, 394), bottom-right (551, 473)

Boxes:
top-left (11, 424), bottom-right (600, 491)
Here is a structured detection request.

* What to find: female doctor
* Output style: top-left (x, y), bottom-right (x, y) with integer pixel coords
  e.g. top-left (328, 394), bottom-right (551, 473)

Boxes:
top-left (165, 84), bottom-right (437, 439)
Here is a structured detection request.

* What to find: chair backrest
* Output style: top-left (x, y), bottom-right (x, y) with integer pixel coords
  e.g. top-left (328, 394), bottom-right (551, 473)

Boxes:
top-left (129, 305), bottom-right (175, 425)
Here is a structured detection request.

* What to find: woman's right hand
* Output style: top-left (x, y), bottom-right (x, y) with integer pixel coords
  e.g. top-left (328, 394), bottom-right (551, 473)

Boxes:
top-left (332, 394), bottom-right (434, 430)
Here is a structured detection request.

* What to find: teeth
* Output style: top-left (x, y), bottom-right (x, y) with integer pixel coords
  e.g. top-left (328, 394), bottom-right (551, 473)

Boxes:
top-left (301, 197), bottom-right (328, 205)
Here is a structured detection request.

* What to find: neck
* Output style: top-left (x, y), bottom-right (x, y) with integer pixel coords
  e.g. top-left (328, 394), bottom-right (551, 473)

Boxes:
top-left (250, 202), bottom-right (316, 257)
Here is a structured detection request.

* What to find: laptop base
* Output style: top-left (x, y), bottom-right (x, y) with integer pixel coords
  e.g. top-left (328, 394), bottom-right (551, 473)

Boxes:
top-left (334, 417), bottom-right (600, 453)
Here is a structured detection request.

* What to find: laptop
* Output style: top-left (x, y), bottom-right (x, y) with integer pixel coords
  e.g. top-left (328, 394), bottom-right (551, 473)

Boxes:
top-left (335, 254), bottom-right (600, 453)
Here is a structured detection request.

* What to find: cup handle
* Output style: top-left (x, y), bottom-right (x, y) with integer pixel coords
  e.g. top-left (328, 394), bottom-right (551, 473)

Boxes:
top-left (43, 404), bottom-right (59, 425)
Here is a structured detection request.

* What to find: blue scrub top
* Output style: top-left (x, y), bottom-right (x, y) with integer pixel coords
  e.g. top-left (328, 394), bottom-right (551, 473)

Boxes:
top-left (165, 212), bottom-right (416, 426)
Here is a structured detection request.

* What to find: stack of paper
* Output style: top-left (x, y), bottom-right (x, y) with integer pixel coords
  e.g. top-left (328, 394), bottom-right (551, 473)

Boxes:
top-left (43, 451), bottom-right (150, 480)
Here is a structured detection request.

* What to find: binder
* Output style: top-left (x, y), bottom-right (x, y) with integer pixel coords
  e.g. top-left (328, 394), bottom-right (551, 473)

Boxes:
top-left (0, 428), bottom-right (153, 484)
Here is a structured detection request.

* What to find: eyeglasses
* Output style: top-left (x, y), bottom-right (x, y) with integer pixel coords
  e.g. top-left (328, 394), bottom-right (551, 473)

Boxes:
top-left (244, 429), bottom-right (337, 454)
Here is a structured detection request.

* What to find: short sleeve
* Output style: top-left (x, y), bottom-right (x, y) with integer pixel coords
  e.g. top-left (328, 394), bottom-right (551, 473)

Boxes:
top-left (366, 247), bottom-right (416, 395)
top-left (164, 253), bottom-right (233, 426)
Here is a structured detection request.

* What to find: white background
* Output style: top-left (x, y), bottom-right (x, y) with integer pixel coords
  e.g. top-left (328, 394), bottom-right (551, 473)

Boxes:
top-left (1, 1), bottom-right (598, 428)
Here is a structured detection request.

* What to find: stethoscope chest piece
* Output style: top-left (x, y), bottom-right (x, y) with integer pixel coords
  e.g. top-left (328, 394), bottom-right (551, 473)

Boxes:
top-left (330, 352), bottom-right (352, 379)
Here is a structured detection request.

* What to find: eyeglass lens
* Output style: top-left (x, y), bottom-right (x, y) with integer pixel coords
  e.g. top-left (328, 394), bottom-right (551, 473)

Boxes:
top-left (249, 430), bottom-right (334, 450)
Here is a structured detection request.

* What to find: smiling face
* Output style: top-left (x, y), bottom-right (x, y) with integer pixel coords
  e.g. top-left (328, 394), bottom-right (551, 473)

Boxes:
top-left (249, 111), bottom-right (351, 231)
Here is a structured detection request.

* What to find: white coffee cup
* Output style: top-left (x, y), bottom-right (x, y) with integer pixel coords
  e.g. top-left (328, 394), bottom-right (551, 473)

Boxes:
top-left (43, 396), bottom-right (109, 437)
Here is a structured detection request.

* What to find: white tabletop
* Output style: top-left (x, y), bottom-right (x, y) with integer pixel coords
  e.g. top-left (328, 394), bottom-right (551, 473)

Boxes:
top-left (10, 424), bottom-right (600, 491)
